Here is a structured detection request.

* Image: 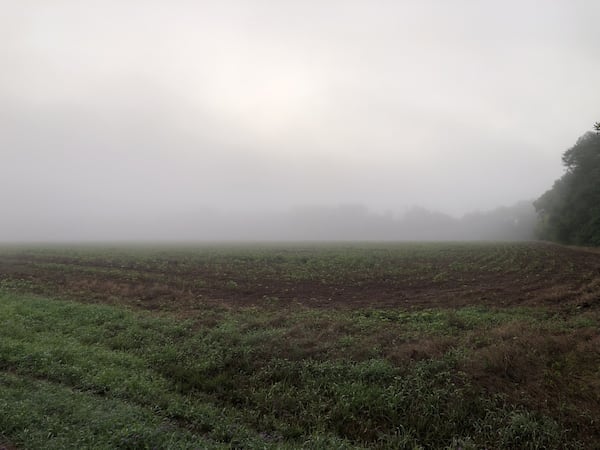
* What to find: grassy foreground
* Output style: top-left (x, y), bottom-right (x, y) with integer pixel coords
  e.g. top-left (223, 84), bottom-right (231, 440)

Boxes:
top-left (0, 243), bottom-right (599, 448)
top-left (0, 293), bottom-right (598, 448)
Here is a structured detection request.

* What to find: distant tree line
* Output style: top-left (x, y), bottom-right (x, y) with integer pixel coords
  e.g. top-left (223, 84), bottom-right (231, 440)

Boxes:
top-left (534, 123), bottom-right (600, 245)
top-left (189, 202), bottom-right (538, 241)
top-left (0, 198), bottom-right (540, 242)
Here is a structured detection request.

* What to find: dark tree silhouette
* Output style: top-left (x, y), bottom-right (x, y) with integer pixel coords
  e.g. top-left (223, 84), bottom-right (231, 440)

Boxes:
top-left (535, 124), bottom-right (600, 245)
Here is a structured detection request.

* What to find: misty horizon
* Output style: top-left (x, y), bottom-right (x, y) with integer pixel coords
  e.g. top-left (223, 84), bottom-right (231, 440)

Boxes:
top-left (2, 1), bottom-right (600, 241)
top-left (0, 201), bottom-right (537, 242)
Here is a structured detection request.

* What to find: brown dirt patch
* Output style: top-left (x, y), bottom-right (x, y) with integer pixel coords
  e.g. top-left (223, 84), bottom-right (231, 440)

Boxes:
top-left (0, 242), bottom-right (599, 314)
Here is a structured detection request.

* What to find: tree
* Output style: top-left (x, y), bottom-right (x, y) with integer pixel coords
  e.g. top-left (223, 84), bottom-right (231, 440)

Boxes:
top-left (595, 122), bottom-right (600, 133)
top-left (534, 124), bottom-right (600, 245)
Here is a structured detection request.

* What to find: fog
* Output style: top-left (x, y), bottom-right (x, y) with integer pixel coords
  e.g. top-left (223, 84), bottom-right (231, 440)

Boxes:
top-left (2, 1), bottom-right (599, 241)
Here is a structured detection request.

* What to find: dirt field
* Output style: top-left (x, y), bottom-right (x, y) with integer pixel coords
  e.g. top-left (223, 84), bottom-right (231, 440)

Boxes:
top-left (1, 242), bottom-right (600, 448)
top-left (0, 242), bottom-right (598, 312)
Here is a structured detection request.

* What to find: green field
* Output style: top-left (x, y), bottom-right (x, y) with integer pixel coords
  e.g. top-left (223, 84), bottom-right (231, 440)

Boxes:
top-left (0, 242), bottom-right (599, 449)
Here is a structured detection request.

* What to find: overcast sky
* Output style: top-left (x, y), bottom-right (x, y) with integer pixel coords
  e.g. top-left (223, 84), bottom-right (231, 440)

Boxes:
top-left (2, 1), bottom-right (599, 239)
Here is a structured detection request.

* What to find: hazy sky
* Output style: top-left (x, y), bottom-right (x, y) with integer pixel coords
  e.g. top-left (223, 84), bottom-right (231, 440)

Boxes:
top-left (2, 1), bottom-right (600, 238)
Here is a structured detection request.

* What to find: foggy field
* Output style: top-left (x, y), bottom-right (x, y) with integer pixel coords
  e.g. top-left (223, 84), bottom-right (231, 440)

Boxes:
top-left (1, 242), bottom-right (600, 449)
top-left (4, 2), bottom-right (600, 448)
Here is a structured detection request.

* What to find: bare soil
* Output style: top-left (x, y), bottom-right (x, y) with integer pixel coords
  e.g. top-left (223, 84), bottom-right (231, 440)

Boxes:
top-left (0, 242), bottom-right (598, 313)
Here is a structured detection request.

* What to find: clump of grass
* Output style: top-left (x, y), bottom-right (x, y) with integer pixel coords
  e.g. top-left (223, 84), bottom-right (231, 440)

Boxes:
top-left (0, 372), bottom-right (208, 450)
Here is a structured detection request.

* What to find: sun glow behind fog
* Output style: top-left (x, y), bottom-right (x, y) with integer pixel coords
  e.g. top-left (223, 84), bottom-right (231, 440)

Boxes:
top-left (203, 62), bottom-right (321, 140)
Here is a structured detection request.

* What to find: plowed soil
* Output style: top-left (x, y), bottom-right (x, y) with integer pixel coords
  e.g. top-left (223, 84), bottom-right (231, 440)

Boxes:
top-left (1, 242), bottom-right (598, 312)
